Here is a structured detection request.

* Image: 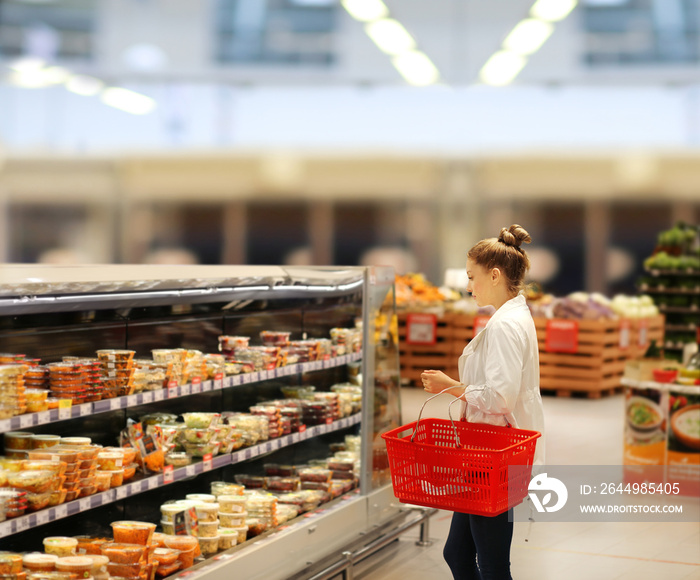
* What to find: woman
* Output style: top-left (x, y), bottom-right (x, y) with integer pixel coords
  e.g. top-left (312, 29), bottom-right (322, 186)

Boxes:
top-left (421, 224), bottom-right (545, 580)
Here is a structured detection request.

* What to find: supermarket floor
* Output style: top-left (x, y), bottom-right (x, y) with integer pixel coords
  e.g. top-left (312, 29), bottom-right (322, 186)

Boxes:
top-left (339, 389), bottom-right (700, 580)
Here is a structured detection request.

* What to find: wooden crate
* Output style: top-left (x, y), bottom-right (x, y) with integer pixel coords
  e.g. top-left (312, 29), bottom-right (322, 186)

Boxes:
top-left (535, 317), bottom-right (627, 398)
top-left (446, 313), bottom-right (477, 357)
top-left (626, 315), bottom-right (665, 360)
top-left (397, 313), bottom-right (458, 387)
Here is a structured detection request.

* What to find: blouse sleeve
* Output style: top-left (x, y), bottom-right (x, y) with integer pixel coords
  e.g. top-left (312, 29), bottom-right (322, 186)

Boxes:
top-left (463, 320), bottom-right (525, 416)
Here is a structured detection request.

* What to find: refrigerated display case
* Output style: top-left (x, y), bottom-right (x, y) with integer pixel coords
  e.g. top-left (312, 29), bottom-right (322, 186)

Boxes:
top-left (0, 264), bottom-right (404, 580)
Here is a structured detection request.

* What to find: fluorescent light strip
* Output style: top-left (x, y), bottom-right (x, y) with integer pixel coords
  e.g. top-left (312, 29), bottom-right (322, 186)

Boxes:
top-left (479, 0), bottom-right (578, 86)
top-left (100, 87), bottom-right (157, 115)
top-left (343, 0), bottom-right (440, 85)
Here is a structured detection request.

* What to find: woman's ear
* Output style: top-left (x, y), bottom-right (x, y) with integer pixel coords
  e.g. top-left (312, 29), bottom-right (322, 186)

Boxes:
top-left (491, 267), bottom-right (501, 285)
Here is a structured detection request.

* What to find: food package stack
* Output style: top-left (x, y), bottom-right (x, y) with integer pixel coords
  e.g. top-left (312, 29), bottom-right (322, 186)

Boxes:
top-left (47, 361), bottom-right (88, 405)
top-left (0, 362), bottom-right (27, 418)
top-left (313, 392), bottom-right (340, 420)
top-left (151, 349), bottom-right (185, 386)
top-left (301, 399), bottom-right (334, 425)
top-left (132, 360), bottom-right (169, 393)
top-left (243, 492), bottom-right (276, 536)
top-left (63, 357), bottom-right (104, 402)
top-left (181, 350), bottom-right (206, 385)
top-left (298, 466), bottom-right (332, 492)
top-left (103, 521), bottom-right (158, 580)
top-left (249, 405), bottom-right (282, 439)
top-left (96, 350), bottom-right (135, 397)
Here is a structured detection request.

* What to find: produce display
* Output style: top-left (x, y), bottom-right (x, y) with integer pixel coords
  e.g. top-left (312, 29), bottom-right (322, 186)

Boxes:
top-left (638, 222), bottom-right (700, 362)
top-left (0, 434), bottom-right (361, 578)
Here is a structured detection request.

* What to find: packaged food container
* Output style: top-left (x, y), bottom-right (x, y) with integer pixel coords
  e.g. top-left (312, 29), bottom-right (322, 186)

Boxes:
top-left (264, 476), bottom-right (300, 492)
top-left (64, 462), bottom-right (80, 474)
top-left (78, 484), bottom-right (96, 498)
top-left (99, 543), bottom-right (147, 565)
top-left (216, 528), bottom-right (238, 550)
top-left (180, 413), bottom-right (220, 429)
top-left (160, 504), bottom-right (186, 522)
top-left (74, 536), bottom-right (111, 556)
top-left (162, 536), bottom-right (198, 568)
top-left (79, 458), bottom-right (97, 470)
top-left (122, 464), bottom-right (137, 481)
top-left (160, 520), bottom-right (175, 535)
top-left (3, 449), bottom-right (28, 459)
top-left (48, 489), bottom-right (67, 506)
top-left (43, 538), bottom-right (79, 557)
top-left (150, 533), bottom-right (168, 549)
top-left (3, 432), bottom-right (33, 450)
top-left (96, 452), bottom-right (122, 471)
top-left (30, 434), bottom-right (60, 449)
top-left (216, 495), bottom-right (247, 513)
top-left (82, 555), bottom-right (109, 580)
top-left (0, 552), bottom-right (23, 574)
top-left (21, 459), bottom-right (64, 474)
top-left (151, 548), bottom-right (179, 567)
top-left (218, 512), bottom-right (245, 528)
top-left (94, 471), bottom-right (111, 492)
top-left (65, 489), bottom-right (80, 502)
top-left (107, 469), bottom-right (124, 487)
top-left (180, 428), bottom-right (218, 444)
top-left (193, 502), bottom-right (219, 522)
top-left (106, 562), bottom-right (143, 578)
top-left (233, 474), bottom-right (264, 488)
top-left (59, 437), bottom-right (91, 447)
top-left (54, 556), bottom-right (94, 578)
top-left (231, 525), bottom-right (248, 544)
top-left (27, 447), bottom-right (80, 463)
top-left (197, 536), bottom-right (219, 556)
top-left (8, 470), bottom-right (54, 493)
top-left (164, 452), bottom-right (190, 467)
top-left (24, 572), bottom-right (76, 580)
top-left (196, 520), bottom-right (219, 538)
top-left (110, 521), bottom-right (156, 546)
top-left (25, 491), bottom-right (52, 511)
top-left (22, 554), bottom-right (58, 572)
top-left (260, 331), bottom-right (291, 346)
top-left (182, 441), bottom-right (220, 457)
top-left (210, 482), bottom-right (244, 496)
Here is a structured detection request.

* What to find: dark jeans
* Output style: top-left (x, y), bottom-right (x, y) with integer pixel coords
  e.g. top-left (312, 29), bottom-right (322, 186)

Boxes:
top-left (443, 509), bottom-right (513, 580)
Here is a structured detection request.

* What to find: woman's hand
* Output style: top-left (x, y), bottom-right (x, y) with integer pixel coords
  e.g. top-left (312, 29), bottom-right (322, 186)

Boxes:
top-left (421, 370), bottom-right (463, 397)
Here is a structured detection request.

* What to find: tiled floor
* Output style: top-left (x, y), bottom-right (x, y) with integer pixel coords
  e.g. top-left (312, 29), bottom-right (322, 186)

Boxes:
top-left (346, 388), bottom-right (700, 580)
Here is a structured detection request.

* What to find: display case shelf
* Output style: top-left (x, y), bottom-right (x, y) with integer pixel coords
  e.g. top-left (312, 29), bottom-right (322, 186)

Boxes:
top-left (0, 412), bottom-right (361, 538)
top-left (0, 353), bottom-right (362, 433)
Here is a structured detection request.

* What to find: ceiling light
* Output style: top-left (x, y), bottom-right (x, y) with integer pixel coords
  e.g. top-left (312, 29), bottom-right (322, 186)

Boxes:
top-left (392, 50), bottom-right (440, 86)
top-left (100, 87), bottom-right (156, 115)
top-left (365, 19), bottom-right (416, 55)
top-left (8, 57), bottom-right (45, 73)
top-left (503, 18), bottom-right (554, 55)
top-left (530, 0), bottom-right (578, 22)
top-left (65, 75), bottom-right (104, 96)
top-left (341, 0), bottom-right (389, 22)
top-left (479, 50), bottom-right (527, 86)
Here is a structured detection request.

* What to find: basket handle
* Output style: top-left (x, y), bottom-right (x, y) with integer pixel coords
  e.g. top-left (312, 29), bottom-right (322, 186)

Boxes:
top-left (411, 387), bottom-right (464, 448)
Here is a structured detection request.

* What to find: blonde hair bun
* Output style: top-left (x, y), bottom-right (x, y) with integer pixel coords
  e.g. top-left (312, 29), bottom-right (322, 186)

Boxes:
top-left (498, 224), bottom-right (531, 249)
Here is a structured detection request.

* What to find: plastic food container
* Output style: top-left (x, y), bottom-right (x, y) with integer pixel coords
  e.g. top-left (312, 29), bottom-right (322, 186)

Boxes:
top-left (260, 331), bottom-right (291, 346)
top-left (180, 413), bottom-right (220, 429)
top-left (74, 536), bottom-right (111, 556)
top-left (194, 502), bottom-right (219, 523)
top-left (164, 452), bottom-right (190, 467)
top-left (96, 452), bottom-right (123, 471)
top-left (31, 434), bottom-right (60, 449)
top-left (21, 459), bottom-right (64, 474)
top-left (160, 504), bottom-right (187, 522)
top-left (0, 552), bottom-right (23, 574)
top-left (231, 525), bottom-right (248, 544)
top-left (25, 491), bottom-right (52, 511)
top-left (162, 536), bottom-right (198, 569)
top-left (94, 471), bottom-right (112, 492)
top-left (160, 520), bottom-right (175, 535)
top-left (180, 428), bottom-right (217, 444)
top-left (218, 512), bottom-right (245, 528)
top-left (99, 543), bottom-right (147, 564)
top-left (60, 437), bottom-right (92, 447)
top-left (22, 553), bottom-right (59, 572)
top-left (82, 555), bottom-right (109, 579)
top-left (196, 521), bottom-right (219, 538)
top-left (107, 469), bottom-right (124, 487)
top-left (8, 470), bottom-right (55, 493)
top-left (182, 441), bottom-right (220, 457)
top-left (217, 529), bottom-right (238, 550)
top-left (151, 548), bottom-right (179, 567)
top-left (106, 562), bottom-right (144, 578)
top-left (110, 521), bottom-right (157, 546)
top-left (27, 448), bottom-right (80, 463)
top-left (55, 556), bottom-right (94, 578)
top-left (210, 482), bottom-right (244, 496)
top-left (43, 537), bottom-right (79, 557)
top-left (197, 536), bottom-right (219, 556)
top-left (122, 464), bottom-right (137, 481)
top-left (216, 495), bottom-right (247, 512)
top-left (3, 431), bottom-right (33, 450)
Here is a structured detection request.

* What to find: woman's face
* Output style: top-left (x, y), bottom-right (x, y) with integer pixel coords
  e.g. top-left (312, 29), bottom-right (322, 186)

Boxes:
top-left (466, 259), bottom-right (494, 307)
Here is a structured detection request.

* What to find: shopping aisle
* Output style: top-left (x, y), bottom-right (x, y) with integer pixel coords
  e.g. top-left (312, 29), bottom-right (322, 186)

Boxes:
top-left (342, 389), bottom-right (700, 580)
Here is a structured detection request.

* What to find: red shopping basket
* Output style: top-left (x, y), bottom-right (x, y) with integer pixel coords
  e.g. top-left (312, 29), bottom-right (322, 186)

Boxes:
top-left (381, 415), bottom-right (540, 516)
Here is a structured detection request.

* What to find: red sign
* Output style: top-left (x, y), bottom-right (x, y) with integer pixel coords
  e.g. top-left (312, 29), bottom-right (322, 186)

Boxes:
top-left (163, 465), bottom-right (174, 485)
top-left (473, 316), bottom-right (490, 338)
top-left (405, 313), bottom-right (438, 345)
top-left (545, 319), bottom-right (579, 353)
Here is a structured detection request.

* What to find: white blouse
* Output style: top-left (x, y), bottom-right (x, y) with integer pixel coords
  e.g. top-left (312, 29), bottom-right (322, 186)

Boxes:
top-left (458, 294), bottom-right (546, 466)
